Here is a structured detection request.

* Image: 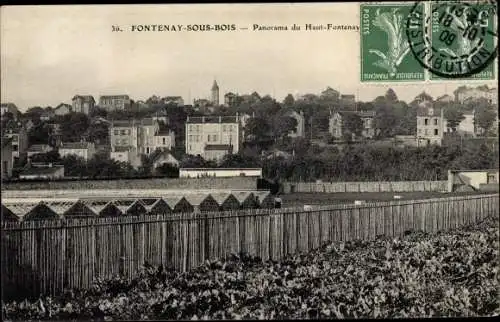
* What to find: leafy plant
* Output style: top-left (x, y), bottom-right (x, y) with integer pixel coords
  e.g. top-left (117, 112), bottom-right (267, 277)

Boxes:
top-left (3, 216), bottom-right (498, 320)
top-left (370, 8), bottom-right (411, 77)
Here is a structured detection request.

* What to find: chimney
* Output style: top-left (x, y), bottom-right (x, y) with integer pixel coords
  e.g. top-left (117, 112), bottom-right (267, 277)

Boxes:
top-left (219, 116), bottom-right (222, 123)
top-left (202, 116), bottom-right (205, 123)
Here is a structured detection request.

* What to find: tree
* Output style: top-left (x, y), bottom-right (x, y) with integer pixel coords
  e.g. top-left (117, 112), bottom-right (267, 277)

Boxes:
top-left (373, 101), bottom-right (397, 138)
top-left (272, 115), bottom-right (298, 140)
top-left (87, 122), bottom-right (109, 145)
top-left (29, 150), bottom-right (60, 163)
top-left (61, 155), bottom-right (87, 177)
top-left (444, 105), bottom-right (465, 132)
top-left (25, 106), bottom-right (44, 119)
top-left (219, 153), bottom-right (259, 168)
top-left (244, 117), bottom-right (272, 142)
top-left (283, 94), bottom-right (295, 106)
top-left (414, 91), bottom-right (434, 103)
top-left (60, 113), bottom-right (90, 142)
top-left (155, 163), bottom-right (179, 177)
top-left (28, 122), bottom-right (50, 145)
top-left (474, 106), bottom-right (496, 136)
top-left (385, 88), bottom-right (398, 103)
top-left (342, 113), bottom-right (364, 141)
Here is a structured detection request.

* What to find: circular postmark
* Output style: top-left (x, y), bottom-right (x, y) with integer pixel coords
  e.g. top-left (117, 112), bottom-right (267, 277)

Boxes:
top-left (406, 0), bottom-right (498, 78)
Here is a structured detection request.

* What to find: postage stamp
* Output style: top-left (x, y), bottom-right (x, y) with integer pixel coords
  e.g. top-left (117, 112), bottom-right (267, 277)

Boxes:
top-left (429, 1), bottom-right (497, 80)
top-left (360, 3), bottom-right (426, 82)
top-left (407, 0), bottom-right (498, 80)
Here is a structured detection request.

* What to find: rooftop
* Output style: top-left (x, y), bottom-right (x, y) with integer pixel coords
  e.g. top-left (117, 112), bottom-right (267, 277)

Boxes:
top-left (335, 110), bottom-right (376, 118)
top-left (100, 95), bottom-right (130, 99)
top-left (60, 142), bottom-right (94, 150)
top-left (205, 144), bottom-right (232, 151)
top-left (111, 118), bottom-right (156, 127)
top-left (186, 115), bottom-right (240, 124)
top-left (72, 95), bottom-right (95, 102)
top-left (27, 144), bottom-right (52, 152)
top-left (416, 105), bottom-right (443, 117)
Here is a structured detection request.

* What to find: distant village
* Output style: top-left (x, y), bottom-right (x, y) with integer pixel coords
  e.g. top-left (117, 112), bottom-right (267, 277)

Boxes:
top-left (1, 81), bottom-right (498, 181)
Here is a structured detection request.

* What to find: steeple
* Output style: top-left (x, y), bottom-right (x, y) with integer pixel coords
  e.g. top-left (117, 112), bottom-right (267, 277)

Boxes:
top-left (211, 79), bottom-right (220, 106)
top-left (212, 79), bottom-right (219, 91)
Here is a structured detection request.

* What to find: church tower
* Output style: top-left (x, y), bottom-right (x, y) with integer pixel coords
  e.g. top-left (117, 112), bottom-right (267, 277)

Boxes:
top-left (211, 80), bottom-right (219, 106)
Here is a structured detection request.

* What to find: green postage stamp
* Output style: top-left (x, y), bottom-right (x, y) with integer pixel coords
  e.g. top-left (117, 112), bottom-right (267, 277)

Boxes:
top-left (429, 1), bottom-right (497, 80)
top-left (360, 3), bottom-right (426, 82)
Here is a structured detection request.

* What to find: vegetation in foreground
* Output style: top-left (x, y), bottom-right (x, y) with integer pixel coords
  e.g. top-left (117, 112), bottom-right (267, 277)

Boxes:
top-left (2, 217), bottom-right (499, 320)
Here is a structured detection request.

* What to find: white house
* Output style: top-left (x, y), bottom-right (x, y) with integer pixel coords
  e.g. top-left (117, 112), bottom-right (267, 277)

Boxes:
top-left (59, 142), bottom-right (96, 161)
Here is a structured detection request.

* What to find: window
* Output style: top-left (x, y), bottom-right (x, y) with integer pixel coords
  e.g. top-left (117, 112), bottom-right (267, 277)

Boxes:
top-left (424, 129), bottom-right (428, 135)
top-left (114, 130), bottom-right (119, 135)
top-left (424, 118), bottom-right (429, 125)
top-left (162, 138), bottom-right (166, 145)
top-left (120, 130), bottom-right (126, 135)
top-left (213, 134), bottom-right (218, 142)
top-left (434, 119), bottom-right (438, 125)
top-left (13, 145), bottom-right (18, 151)
top-left (189, 125), bottom-right (194, 131)
top-left (189, 145), bottom-right (192, 151)
top-left (127, 129), bottom-right (131, 135)
top-left (418, 129), bottom-right (422, 134)
top-left (222, 125), bottom-right (227, 132)
top-left (434, 129), bottom-right (439, 135)
top-left (189, 135), bottom-right (193, 142)
top-left (487, 174), bottom-right (497, 184)
top-left (146, 147), bottom-right (150, 154)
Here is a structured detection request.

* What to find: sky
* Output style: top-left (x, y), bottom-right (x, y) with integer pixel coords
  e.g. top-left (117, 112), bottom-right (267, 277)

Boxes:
top-left (1, 3), bottom-right (497, 112)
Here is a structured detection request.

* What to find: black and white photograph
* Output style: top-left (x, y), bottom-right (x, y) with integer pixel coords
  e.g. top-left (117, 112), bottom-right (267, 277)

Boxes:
top-left (1, 2), bottom-right (499, 320)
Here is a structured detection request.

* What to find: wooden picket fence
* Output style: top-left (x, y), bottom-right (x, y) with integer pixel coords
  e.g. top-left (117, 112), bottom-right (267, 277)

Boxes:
top-left (1, 193), bottom-right (498, 300)
top-left (283, 180), bottom-right (449, 193)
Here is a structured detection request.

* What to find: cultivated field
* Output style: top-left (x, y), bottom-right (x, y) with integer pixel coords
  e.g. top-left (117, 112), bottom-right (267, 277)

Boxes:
top-left (3, 215), bottom-right (498, 319)
top-left (280, 191), bottom-right (496, 208)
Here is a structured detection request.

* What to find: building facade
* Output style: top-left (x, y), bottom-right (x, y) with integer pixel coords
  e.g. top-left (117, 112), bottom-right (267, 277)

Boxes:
top-left (340, 94), bottom-right (356, 108)
top-left (59, 142), bottom-right (96, 161)
top-left (109, 118), bottom-right (176, 164)
top-left (320, 87), bottom-right (340, 101)
top-left (110, 147), bottom-right (141, 168)
top-left (54, 103), bottom-right (72, 116)
top-left (287, 110), bottom-right (306, 138)
top-left (455, 86), bottom-right (498, 105)
top-left (1, 137), bottom-right (13, 180)
top-left (224, 92), bottom-right (238, 107)
top-left (329, 110), bottom-right (376, 139)
top-left (99, 95), bottom-right (131, 111)
top-left (72, 95), bottom-right (96, 114)
top-left (457, 111), bottom-right (476, 137)
top-left (162, 96), bottom-right (184, 106)
top-left (416, 105), bottom-right (446, 146)
top-left (185, 115), bottom-right (241, 161)
top-left (2, 122), bottom-right (28, 163)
